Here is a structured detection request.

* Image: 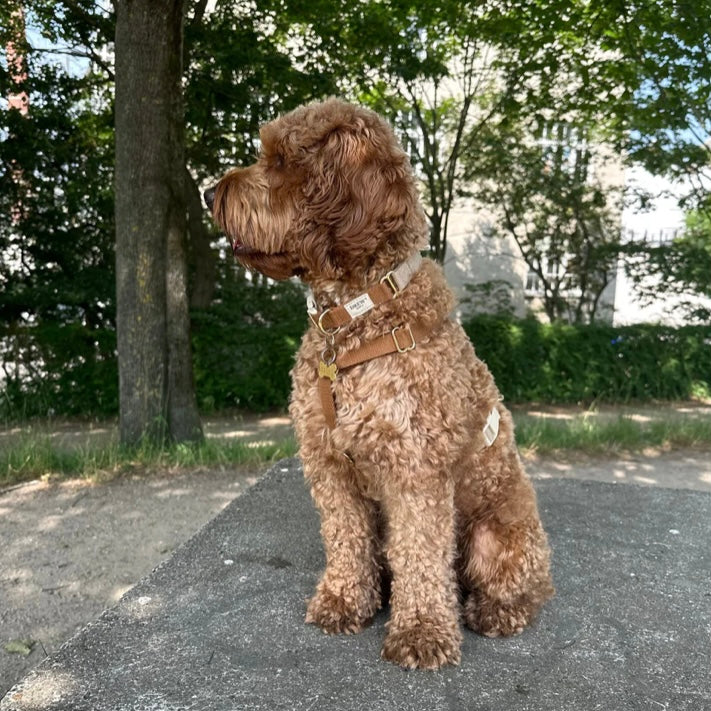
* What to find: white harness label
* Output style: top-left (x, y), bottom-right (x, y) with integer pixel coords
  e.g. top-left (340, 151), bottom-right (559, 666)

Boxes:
top-left (344, 293), bottom-right (375, 318)
top-left (483, 407), bottom-right (500, 447)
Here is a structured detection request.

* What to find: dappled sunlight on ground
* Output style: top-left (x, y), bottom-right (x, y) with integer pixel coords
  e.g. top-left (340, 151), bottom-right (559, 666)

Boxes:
top-left (119, 593), bottom-right (162, 623)
top-left (511, 401), bottom-right (711, 423)
top-left (527, 450), bottom-right (711, 492)
top-left (1, 404), bottom-right (709, 697)
top-left (204, 415), bottom-right (292, 444)
top-left (0, 414), bottom-right (294, 452)
top-left (0, 467), bottom-right (258, 697)
top-left (211, 429), bottom-right (260, 439)
top-left (0, 422), bottom-right (118, 452)
top-left (4, 670), bottom-right (78, 710)
top-left (153, 486), bottom-right (199, 498)
top-left (2, 405), bottom-right (708, 456)
top-left (110, 584), bottom-right (133, 603)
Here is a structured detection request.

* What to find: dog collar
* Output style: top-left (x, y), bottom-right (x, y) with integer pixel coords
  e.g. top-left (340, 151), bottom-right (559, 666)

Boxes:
top-left (306, 252), bottom-right (422, 334)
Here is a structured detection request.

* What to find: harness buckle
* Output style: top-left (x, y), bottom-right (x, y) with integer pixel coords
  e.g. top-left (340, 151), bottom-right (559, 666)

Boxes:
top-left (391, 324), bottom-right (416, 353)
top-left (380, 270), bottom-right (401, 297)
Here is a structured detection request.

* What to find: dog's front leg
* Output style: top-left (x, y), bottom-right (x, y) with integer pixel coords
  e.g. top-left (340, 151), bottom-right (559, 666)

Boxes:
top-left (304, 452), bottom-right (382, 634)
top-left (380, 472), bottom-right (462, 669)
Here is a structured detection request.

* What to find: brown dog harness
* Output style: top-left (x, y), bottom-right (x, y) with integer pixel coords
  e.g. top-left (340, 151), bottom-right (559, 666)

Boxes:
top-left (307, 254), bottom-right (439, 429)
top-left (316, 319), bottom-right (437, 429)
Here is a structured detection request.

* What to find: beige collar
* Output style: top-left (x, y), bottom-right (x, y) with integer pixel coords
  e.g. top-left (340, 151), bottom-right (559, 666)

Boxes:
top-left (306, 252), bottom-right (422, 334)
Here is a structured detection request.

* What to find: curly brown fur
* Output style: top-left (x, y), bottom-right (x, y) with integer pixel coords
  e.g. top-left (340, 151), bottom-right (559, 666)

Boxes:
top-left (210, 98), bottom-right (554, 670)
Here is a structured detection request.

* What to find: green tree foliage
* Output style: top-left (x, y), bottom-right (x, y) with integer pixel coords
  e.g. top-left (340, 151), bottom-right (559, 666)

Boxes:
top-left (0, 3), bottom-right (116, 416)
top-left (2, 0), bottom-right (709, 419)
top-left (504, 0), bottom-right (710, 194)
top-left (622, 211), bottom-right (711, 323)
top-left (193, 312), bottom-right (711, 408)
top-left (184, 0), bottom-right (336, 180)
top-left (572, 0), bottom-right (711, 319)
top-left (191, 273), bottom-right (307, 412)
top-left (458, 0), bottom-right (711, 322)
top-left (470, 116), bottom-right (624, 323)
top-left (586, 0), bottom-right (711, 209)
top-left (295, 0), bottom-right (562, 264)
top-left (182, 0), bottom-right (339, 306)
top-left (0, 0), bottom-right (337, 418)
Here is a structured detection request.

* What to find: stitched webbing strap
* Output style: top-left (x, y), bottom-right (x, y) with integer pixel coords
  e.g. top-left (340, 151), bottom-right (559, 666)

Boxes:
top-left (318, 376), bottom-right (338, 430)
top-left (309, 253), bottom-right (422, 331)
top-left (317, 318), bottom-right (439, 430)
top-left (335, 321), bottom-right (432, 369)
top-left (313, 282), bottom-right (390, 331)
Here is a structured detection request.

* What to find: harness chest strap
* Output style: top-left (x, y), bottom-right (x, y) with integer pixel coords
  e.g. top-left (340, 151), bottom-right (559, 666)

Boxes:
top-left (318, 319), bottom-right (436, 430)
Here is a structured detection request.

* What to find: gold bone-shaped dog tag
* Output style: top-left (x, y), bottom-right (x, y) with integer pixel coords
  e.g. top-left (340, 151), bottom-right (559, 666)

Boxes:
top-left (318, 361), bottom-right (338, 382)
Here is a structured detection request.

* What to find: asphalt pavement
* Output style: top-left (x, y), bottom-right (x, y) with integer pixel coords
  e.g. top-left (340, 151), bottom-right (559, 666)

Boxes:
top-left (3, 459), bottom-right (710, 711)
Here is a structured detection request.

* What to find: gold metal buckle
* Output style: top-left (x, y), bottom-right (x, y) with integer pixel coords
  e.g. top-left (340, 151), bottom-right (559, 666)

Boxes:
top-left (316, 309), bottom-right (341, 336)
top-left (391, 324), bottom-right (416, 353)
top-left (380, 270), bottom-right (400, 297)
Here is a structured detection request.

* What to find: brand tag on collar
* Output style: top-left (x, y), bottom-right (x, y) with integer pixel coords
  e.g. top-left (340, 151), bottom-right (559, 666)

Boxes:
top-left (483, 407), bottom-right (500, 447)
top-left (343, 293), bottom-right (375, 318)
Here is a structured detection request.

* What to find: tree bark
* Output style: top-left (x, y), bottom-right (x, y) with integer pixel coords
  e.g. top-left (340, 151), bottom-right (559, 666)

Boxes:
top-left (114, 0), bottom-right (202, 444)
top-left (185, 166), bottom-right (217, 309)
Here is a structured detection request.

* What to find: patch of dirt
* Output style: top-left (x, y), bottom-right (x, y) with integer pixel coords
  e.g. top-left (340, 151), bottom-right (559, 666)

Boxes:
top-left (526, 449), bottom-right (711, 492)
top-left (0, 465), bottom-right (262, 697)
top-left (510, 400), bottom-right (711, 422)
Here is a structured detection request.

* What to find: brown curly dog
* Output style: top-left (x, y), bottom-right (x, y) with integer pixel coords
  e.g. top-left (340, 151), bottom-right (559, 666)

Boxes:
top-left (207, 98), bottom-right (554, 670)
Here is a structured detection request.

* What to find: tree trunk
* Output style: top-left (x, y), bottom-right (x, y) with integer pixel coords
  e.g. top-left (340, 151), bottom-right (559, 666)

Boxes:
top-left (185, 166), bottom-right (217, 309)
top-left (114, 0), bottom-right (202, 444)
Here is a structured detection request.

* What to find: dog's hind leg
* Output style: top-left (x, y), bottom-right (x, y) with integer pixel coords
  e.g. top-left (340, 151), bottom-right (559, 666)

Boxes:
top-left (303, 450), bottom-right (382, 635)
top-left (457, 447), bottom-right (554, 638)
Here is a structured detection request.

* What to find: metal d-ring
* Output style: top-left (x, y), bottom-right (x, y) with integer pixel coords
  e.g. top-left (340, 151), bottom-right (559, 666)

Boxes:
top-left (320, 346), bottom-right (337, 366)
top-left (380, 270), bottom-right (401, 297)
top-left (317, 309), bottom-right (341, 337)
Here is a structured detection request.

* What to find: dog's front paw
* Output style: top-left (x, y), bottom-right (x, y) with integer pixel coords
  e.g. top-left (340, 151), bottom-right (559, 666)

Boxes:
top-left (306, 584), bottom-right (379, 635)
top-left (463, 593), bottom-right (530, 638)
top-left (381, 622), bottom-right (462, 670)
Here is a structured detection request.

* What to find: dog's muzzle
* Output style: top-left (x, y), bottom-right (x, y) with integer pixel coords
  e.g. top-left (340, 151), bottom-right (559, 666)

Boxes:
top-left (203, 186), bottom-right (216, 211)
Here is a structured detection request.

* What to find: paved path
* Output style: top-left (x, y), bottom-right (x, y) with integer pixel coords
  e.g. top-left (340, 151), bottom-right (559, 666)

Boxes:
top-left (3, 461), bottom-right (710, 710)
top-left (0, 467), bottom-right (258, 697)
top-left (531, 449), bottom-right (711, 492)
top-left (2, 449), bottom-right (710, 697)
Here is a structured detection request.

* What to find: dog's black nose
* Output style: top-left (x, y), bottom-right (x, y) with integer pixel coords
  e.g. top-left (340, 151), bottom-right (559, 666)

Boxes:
top-left (203, 186), bottom-right (216, 211)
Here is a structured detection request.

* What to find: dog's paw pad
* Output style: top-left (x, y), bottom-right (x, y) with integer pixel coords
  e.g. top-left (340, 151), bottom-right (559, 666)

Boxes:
top-left (381, 624), bottom-right (461, 670)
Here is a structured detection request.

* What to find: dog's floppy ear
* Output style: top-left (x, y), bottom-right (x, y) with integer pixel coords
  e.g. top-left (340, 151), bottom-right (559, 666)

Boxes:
top-left (300, 121), bottom-right (416, 276)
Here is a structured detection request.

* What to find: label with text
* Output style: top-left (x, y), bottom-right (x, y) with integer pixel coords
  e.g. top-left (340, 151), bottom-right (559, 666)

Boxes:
top-left (344, 293), bottom-right (375, 318)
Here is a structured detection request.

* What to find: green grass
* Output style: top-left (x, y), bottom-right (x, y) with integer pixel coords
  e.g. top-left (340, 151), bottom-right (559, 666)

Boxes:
top-left (516, 414), bottom-right (711, 456)
top-left (0, 435), bottom-right (299, 488)
top-left (2, 413), bottom-right (710, 487)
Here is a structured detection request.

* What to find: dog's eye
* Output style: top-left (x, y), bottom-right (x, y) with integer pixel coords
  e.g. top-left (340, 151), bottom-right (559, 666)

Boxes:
top-left (273, 153), bottom-right (285, 169)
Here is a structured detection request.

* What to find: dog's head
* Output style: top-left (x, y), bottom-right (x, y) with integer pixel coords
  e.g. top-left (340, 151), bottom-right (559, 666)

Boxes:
top-left (206, 99), bottom-right (428, 285)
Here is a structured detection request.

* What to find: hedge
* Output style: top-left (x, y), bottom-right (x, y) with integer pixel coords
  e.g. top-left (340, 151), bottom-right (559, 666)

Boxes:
top-left (2, 311), bottom-right (709, 420)
top-left (190, 278), bottom-right (307, 412)
top-left (0, 323), bottom-right (118, 419)
top-left (463, 315), bottom-right (711, 403)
